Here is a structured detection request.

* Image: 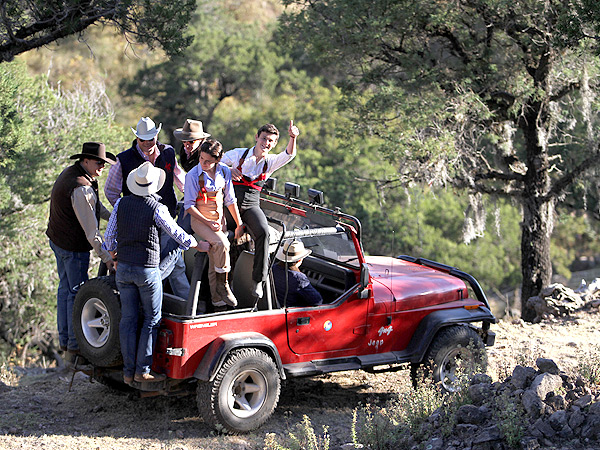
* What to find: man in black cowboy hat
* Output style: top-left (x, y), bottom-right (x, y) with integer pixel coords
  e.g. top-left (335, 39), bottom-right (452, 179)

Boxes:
top-left (46, 142), bottom-right (116, 360)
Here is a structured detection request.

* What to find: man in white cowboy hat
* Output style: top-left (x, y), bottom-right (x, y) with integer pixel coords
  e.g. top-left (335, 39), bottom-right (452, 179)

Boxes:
top-left (104, 117), bottom-right (191, 299)
top-left (173, 118), bottom-right (211, 172)
top-left (46, 142), bottom-right (117, 360)
top-left (103, 162), bottom-right (208, 384)
top-left (272, 239), bottom-right (323, 307)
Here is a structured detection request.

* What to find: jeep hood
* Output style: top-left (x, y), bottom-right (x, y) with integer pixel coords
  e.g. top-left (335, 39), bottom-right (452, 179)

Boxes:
top-left (365, 255), bottom-right (469, 311)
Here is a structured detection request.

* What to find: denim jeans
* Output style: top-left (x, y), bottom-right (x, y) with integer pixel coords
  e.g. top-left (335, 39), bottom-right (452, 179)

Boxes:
top-left (49, 240), bottom-right (90, 351)
top-left (116, 262), bottom-right (163, 377)
top-left (160, 228), bottom-right (190, 299)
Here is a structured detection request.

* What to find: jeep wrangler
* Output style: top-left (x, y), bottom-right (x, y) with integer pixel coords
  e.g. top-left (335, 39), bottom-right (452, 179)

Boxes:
top-left (73, 181), bottom-right (497, 433)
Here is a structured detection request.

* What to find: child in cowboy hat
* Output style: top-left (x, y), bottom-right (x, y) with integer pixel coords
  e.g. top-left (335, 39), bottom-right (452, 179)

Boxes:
top-left (103, 162), bottom-right (208, 384)
top-left (272, 239), bottom-right (323, 307)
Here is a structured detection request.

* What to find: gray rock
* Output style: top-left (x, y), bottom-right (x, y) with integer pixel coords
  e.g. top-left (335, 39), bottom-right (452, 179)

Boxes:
top-left (520, 437), bottom-right (540, 450)
top-left (455, 423), bottom-right (478, 441)
top-left (548, 410), bottom-right (568, 431)
top-left (589, 401), bottom-right (600, 415)
top-left (568, 409), bottom-right (585, 431)
top-left (457, 404), bottom-right (487, 425)
top-left (534, 418), bottom-right (556, 438)
top-left (422, 436), bottom-right (444, 450)
top-left (536, 357), bottom-right (560, 375)
top-left (469, 382), bottom-right (492, 406)
top-left (572, 394), bottom-right (593, 409)
top-left (472, 425), bottom-right (502, 444)
top-left (581, 413), bottom-right (600, 440)
top-left (522, 389), bottom-right (545, 419)
top-left (545, 394), bottom-right (566, 412)
top-left (530, 373), bottom-right (563, 399)
top-left (512, 365), bottom-right (536, 390)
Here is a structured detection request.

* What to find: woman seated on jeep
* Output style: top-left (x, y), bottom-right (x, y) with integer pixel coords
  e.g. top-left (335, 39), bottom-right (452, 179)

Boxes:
top-left (272, 240), bottom-right (323, 307)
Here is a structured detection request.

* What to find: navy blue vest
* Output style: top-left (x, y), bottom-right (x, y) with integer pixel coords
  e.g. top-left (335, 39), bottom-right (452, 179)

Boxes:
top-left (118, 140), bottom-right (178, 216)
top-left (116, 195), bottom-right (161, 267)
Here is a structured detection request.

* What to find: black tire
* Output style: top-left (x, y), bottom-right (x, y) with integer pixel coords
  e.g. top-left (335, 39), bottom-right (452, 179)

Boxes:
top-left (411, 325), bottom-right (487, 392)
top-left (196, 348), bottom-right (281, 433)
top-left (73, 276), bottom-right (123, 367)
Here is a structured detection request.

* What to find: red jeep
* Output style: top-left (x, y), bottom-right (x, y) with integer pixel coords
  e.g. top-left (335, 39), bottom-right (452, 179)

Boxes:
top-left (73, 181), bottom-right (497, 433)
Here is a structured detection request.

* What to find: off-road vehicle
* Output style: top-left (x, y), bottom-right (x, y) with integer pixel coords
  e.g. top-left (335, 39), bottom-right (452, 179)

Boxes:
top-left (73, 181), bottom-right (497, 433)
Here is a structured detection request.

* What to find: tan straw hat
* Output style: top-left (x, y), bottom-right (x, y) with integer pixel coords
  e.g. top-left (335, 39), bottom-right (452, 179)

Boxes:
top-left (276, 240), bottom-right (312, 263)
top-left (173, 119), bottom-right (211, 141)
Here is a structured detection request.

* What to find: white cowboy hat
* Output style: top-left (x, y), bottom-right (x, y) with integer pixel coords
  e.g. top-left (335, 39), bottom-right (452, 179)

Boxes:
top-left (131, 117), bottom-right (162, 140)
top-left (173, 119), bottom-right (211, 141)
top-left (276, 240), bottom-right (311, 264)
top-left (126, 162), bottom-right (166, 196)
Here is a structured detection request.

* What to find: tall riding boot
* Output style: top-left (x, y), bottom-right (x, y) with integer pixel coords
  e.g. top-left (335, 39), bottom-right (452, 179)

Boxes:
top-left (208, 264), bottom-right (225, 307)
top-left (215, 272), bottom-right (238, 307)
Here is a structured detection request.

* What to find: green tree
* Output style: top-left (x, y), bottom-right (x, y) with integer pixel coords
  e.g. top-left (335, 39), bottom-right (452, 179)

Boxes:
top-left (282, 0), bottom-right (600, 320)
top-left (120, 0), bottom-right (283, 142)
top-left (0, 0), bottom-right (195, 63)
top-left (0, 60), bottom-right (128, 362)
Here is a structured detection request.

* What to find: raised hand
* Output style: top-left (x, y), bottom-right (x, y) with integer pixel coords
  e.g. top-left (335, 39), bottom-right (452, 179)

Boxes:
top-left (288, 119), bottom-right (300, 139)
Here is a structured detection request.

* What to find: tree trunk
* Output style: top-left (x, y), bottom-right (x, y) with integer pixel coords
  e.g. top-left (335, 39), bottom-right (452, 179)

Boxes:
top-left (520, 101), bottom-right (553, 322)
top-left (520, 197), bottom-right (554, 321)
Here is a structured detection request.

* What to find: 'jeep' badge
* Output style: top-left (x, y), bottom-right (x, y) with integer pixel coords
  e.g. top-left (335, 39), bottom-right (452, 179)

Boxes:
top-left (323, 320), bottom-right (333, 331)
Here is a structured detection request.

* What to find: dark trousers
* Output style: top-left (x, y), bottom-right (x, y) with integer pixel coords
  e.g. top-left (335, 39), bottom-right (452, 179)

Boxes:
top-left (240, 206), bottom-right (269, 284)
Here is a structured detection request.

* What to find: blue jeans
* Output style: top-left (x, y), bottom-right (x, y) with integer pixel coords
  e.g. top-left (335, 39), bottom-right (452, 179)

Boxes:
top-left (116, 262), bottom-right (163, 377)
top-left (161, 227), bottom-right (190, 299)
top-left (49, 240), bottom-right (90, 351)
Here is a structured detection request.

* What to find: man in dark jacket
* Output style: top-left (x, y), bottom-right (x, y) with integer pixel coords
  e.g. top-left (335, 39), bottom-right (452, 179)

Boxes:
top-left (104, 117), bottom-right (190, 298)
top-left (47, 142), bottom-right (116, 357)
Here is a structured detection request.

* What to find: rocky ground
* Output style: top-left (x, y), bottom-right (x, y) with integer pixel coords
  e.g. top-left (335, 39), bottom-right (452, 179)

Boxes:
top-left (0, 298), bottom-right (599, 449)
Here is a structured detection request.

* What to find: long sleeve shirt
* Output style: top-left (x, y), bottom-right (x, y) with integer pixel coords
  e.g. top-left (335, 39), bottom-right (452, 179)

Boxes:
top-left (221, 146), bottom-right (295, 180)
top-left (102, 197), bottom-right (198, 253)
top-left (71, 185), bottom-right (112, 263)
top-left (183, 163), bottom-right (237, 211)
top-left (104, 144), bottom-right (186, 206)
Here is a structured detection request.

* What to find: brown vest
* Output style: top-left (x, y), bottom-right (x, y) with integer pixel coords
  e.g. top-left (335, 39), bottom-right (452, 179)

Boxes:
top-left (46, 162), bottom-right (99, 252)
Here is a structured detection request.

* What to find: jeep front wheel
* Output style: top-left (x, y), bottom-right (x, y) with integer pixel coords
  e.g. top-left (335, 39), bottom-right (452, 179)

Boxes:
top-left (412, 325), bottom-right (486, 392)
top-left (196, 348), bottom-right (281, 433)
top-left (73, 276), bottom-right (123, 367)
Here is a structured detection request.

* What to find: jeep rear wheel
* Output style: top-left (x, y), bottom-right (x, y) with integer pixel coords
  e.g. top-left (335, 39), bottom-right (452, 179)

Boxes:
top-left (412, 325), bottom-right (486, 392)
top-left (73, 276), bottom-right (123, 367)
top-left (196, 348), bottom-right (281, 433)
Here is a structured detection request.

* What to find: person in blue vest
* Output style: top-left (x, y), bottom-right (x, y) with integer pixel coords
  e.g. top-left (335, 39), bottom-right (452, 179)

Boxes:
top-left (104, 117), bottom-right (190, 299)
top-left (103, 162), bottom-right (207, 384)
top-left (221, 120), bottom-right (299, 299)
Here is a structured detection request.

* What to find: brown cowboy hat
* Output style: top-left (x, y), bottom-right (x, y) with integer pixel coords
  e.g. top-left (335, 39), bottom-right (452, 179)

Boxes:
top-left (70, 142), bottom-right (116, 165)
top-left (173, 119), bottom-right (211, 141)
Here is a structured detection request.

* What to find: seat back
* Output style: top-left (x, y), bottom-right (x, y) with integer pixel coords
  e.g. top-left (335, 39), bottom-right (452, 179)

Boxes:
top-left (231, 250), bottom-right (270, 310)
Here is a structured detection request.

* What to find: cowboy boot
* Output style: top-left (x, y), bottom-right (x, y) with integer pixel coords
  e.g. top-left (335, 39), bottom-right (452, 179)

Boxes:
top-left (215, 272), bottom-right (238, 307)
top-left (208, 264), bottom-right (225, 308)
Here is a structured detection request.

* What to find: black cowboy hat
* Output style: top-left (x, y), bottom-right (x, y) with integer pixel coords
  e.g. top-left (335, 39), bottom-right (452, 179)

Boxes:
top-left (70, 142), bottom-right (116, 165)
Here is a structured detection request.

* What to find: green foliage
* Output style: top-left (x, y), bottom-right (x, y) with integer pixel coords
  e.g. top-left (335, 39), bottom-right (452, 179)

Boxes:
top-left (264, 415), bottom-right (330, 450)
top-left (577, 345), bottom-right (600, 386)
top-left (494, 391), bottom-right (525, 448)
top-left (0, 60), bottom-right (128, 361)
top-left (0, 0), bottom-right (195, 62)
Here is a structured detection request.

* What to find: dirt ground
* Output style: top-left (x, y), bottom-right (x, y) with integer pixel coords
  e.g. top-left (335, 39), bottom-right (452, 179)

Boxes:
top-left (0, 306), bottom-right (598, 450)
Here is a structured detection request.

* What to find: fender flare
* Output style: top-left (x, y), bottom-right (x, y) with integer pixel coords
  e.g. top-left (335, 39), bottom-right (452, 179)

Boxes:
top-left (193, 332), bottom-right (285, 382)
top-left (405, 307), bottom-right (496, 364)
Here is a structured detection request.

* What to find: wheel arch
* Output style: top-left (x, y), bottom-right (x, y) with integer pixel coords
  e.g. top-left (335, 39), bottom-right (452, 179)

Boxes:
top-left (193, 332), bottom-right (285, 382)
top-left (405, 308), bottom-right (496, 365)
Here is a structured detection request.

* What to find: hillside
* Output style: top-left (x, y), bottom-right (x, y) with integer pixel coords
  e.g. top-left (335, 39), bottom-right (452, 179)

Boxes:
top-left (0, 304), bottom-right (598, 450)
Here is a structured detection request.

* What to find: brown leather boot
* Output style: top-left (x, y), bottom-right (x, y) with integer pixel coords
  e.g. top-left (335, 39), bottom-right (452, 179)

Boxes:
top-left (208, 265), bottom-right (225, 307)
top-left (215, 272), bottom-right (238, 307)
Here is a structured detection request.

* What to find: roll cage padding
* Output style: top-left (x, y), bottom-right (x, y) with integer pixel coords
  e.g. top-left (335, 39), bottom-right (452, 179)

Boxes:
top-left (193, 332), bottom-right (285, 382)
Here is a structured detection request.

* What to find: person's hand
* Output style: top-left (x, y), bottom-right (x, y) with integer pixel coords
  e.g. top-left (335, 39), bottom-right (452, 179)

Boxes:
top-left (230, 167), bottom-right (242, 181)
top-left (209, 220), bottom-right (221, 232)
top-left (106, 259), bottom-right (116, 273)
top-left (196, 241), bottom-right (211, 252)
top-left (234, 224), bottom-right (245, 240)
top-left (288, 119), bottom-right (300, 139)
